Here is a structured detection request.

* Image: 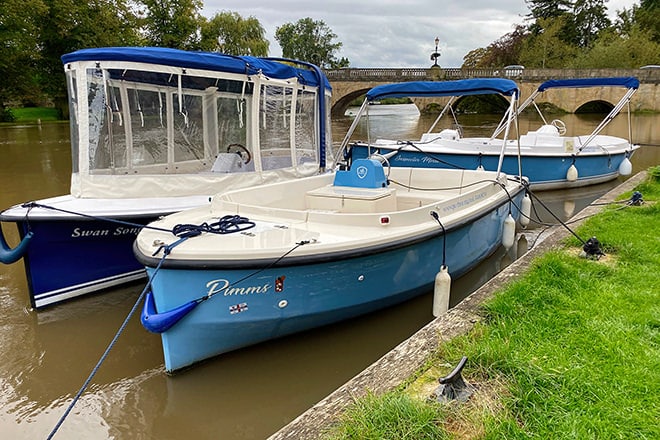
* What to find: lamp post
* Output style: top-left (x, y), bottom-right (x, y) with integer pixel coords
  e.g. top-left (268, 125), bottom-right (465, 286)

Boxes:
top-left (431, 37), bottom-right (441, 67)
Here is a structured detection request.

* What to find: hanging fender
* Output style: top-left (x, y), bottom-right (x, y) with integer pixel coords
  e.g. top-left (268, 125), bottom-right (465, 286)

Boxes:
top-left (0, 227), bottom-right (33, 264)
top-left (140, 291), bottom-right (200, 333)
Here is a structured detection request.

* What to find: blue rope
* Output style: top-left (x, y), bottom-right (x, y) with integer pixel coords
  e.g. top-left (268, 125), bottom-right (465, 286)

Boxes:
top-left (20, 201), bottom-right (172, 233)
top-left (171, 215), bottom-right (255, 237)
top-left (46, 216), bottom-right (258, 437)
top-left (46, 238), bottom-right (187, 439)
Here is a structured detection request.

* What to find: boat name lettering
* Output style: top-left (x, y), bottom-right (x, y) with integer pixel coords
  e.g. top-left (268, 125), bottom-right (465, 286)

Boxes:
top-left (442, 191), bottom-right (487, 212)
top-left (71, 226), bottom-right (142, 238)
top-left (392, 156), bottom-right (422, 163)
top-left (206, 278), bottom-right (272, 296)
top-left (71, 227), bottom-right (109, 238)
top-left (113, 226), bottom-right (142, 236)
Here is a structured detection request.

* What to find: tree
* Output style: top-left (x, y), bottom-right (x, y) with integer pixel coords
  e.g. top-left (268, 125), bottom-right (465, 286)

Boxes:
top-left (461, 48), bottom-right (489, 68)
top-left (569, 25), bottom-right (660, 67)
top-left (519, 17), bottom-right (579, 68)
top-left (570, 0), bottom-right (611, 47)
top-left (275, 18), bottom-right (349, 68)
top-left (462, 24), bottom-right (528, 68)
top-left (525, 0), bottom-right (573, 30)
top-left (0, 0), bottom-right (47, 112)
top-left (199, 11), bottom-right (269, 56)
top-left (136, 0), bottom-right (204, 49)
top-left (635, 0), bottom-right (660, 42)
top-left (39, 0), bottom-right (142, 115)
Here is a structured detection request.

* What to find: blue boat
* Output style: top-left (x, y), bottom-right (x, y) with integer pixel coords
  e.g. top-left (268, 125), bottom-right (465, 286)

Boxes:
top-left (341, 77), bottom-right (638, 190)
top-left (0, 47), bottom-right (333, 309)
top-left (134, 159), bottom-right (526, 373)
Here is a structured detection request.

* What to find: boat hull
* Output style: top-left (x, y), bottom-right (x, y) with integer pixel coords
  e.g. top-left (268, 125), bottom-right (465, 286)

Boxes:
top-left (349, 144), bottom-right (632, 190)
top-left (144, 190), bottom-right (523, 373)
top-left (4, 215), bottom-right (155, 308)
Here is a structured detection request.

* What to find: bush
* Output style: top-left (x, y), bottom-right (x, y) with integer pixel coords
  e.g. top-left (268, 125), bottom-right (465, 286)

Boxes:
top-left (1, 107), bottom-right (16, 122)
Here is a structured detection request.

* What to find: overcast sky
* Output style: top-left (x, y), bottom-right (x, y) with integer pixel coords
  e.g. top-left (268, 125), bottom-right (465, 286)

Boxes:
top-left (202, 0), bottom-right (639, 68)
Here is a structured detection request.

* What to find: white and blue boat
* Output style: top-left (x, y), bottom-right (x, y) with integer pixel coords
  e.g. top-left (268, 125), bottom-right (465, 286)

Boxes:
top-left (342, 77), bottom-right (638, 190)
top-left (0, 47), bottom-right (333, 309)
top-left (134, 159), bottom-right (526, 373)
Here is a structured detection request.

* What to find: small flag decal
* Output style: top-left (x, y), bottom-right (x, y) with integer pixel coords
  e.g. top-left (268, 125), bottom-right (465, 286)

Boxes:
top-left (229, 302), bottom-right (248, 314)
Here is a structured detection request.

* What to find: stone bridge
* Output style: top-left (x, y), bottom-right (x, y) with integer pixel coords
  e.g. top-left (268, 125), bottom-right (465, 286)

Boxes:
top-left (324, 67), bottom-right (660, 117)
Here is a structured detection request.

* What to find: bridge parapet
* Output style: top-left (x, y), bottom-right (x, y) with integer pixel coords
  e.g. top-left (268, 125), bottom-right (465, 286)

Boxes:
top-left (325, 67), bottom-right (659, 83)
top-left (326, 67), bottom-right (659, 116)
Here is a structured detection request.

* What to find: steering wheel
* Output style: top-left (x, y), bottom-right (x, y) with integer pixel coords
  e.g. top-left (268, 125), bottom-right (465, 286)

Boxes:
top-left (369, 153), bottom-right (391, 179)
top-left (227, 143), bottom-right (251, 164)
top-left (551, 119), bottom-right (567, 135)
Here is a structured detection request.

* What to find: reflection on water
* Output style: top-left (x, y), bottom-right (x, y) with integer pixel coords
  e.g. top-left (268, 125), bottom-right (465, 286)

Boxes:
top-left (0, 111), bottom-right (657, 439)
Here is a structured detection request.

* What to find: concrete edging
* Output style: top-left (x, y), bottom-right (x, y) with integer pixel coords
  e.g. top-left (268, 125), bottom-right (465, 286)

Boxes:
top-left (268, 171), bottom-right (647, 440)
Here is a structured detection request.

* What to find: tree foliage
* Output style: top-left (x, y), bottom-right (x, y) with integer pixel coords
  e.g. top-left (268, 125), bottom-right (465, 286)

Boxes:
top-left (0, 0), bottom-right (47, 108)
top-left (464, 0), bottom-right (659, 69)
top-left (519, 17), bottom-right (579, 68)
top-left (136, 0), bottom-right (203, 49)
top-left (38, 0), bottom-right (142, 116)
top-left (525, 0), bottom-right (573, 20)
top-left (199, 11), bottom-right (269, 56)
top-left (0, 1), bottom-right (273, 113)
top-left (635, 0), bottom-right (660, 42)
top-left (462, 25), bottom-right (528, 68)
top-left (569, 0), bottom-right (611, 47)
top-left (275, 18), bottom-right (349, 68)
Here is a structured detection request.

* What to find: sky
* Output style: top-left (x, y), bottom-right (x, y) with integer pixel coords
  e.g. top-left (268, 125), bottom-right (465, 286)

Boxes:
top-left (202, 0), bottom-right (639, 68)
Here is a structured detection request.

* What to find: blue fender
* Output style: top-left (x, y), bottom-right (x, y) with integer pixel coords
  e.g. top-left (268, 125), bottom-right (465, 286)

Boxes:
top-left (141, 291), bottom-right (199, 333)
top-left (0, 226), bottom-right (33, 264)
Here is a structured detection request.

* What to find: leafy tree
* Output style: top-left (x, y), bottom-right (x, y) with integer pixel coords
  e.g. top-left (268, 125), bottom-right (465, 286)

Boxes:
top-left (275, 18), bottom-right (349, 68)
top-left (525, 0), bottom-right (573, 20)
top-left (570, 25), bottom-right (660, 67)
top-left (40, 0), bottom-right (142, 115)
top-left (569, 0), bottom-right (611, 47)
top-left (136, 0), bottom-right (203, 49)
top-left (461, 24), bottom-right (528, 68)
top-left (0, 0), bottom-right (47, 112)
top-left (524, 0), bottom-right (573, 34)
top-left (461, 47), bottom-right (489, 68)
top-left (635, 0), bottom-right (660, 42)
top-left (199, 11), bottom-right (269, 56)
top-left (519, 17), bottom-right (579, 68)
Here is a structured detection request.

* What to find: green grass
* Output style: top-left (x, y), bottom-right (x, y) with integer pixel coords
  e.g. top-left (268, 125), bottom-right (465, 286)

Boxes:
top-left (326, 167), bottom-right (660, 439)
top-left (326, 392), bottom-right (449, 439)
top-left (9, 107), bottom-right (61, 122)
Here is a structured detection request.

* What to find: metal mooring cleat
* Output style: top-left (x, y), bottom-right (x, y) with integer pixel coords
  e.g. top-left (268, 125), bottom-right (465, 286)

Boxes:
top-left (582, 236), bottom-right (605, 260)
top-left (434, 356), bottom-right (474, 403)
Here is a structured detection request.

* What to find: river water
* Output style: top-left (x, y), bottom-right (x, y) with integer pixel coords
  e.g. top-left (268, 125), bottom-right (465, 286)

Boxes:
top-left (0, 110), bottom-right (658, 439)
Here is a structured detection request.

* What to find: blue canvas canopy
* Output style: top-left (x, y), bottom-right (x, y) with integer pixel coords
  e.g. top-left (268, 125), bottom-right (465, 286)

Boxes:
top-left (61, 47), bottom-right (332, 91)
top-left (365, 79), bottom-right (519, 102)
top-left (537, 77), bottom-right (639, 92)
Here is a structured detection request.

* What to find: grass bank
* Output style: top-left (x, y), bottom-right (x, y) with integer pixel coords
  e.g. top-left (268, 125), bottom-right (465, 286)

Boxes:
top-left (2, 107), bottom-right (61, 123)
top-left (326, 168), bottom-right (660, 440)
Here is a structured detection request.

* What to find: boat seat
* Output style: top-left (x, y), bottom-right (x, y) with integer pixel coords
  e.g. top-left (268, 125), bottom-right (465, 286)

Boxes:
top-left (211, 153), bottom-right (253, 173)
top-left (305, 186), bottom-right (397, 213)
top-left (262, 155), bottom-right (293, 170)
top-left (420, 129), bottom-right (460, 143)
top-left (535, 125), bottom-right (560, 135)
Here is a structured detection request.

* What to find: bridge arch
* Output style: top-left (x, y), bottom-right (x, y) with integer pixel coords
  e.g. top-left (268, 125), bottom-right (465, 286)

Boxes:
top-left (575, 100), bottom-right (615, 113)
top-left (331, 86), bottom-right (511, 118)
top-left (331, 87), bottom-right (372, 118)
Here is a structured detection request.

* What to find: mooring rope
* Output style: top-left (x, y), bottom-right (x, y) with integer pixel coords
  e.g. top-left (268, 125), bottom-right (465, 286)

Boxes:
top-left (21, 201), bottom-right (173, 234)
top-left (45, 238), bottom-right (186, 439)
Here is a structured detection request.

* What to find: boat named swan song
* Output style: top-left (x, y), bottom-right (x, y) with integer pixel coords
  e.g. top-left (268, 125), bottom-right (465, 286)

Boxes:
top-left (343, 77), bottom-right (638, 190)
top-left (0, 47), bottom-right (332, 308)
top-left (135, 160), bottom-right (525, 373)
